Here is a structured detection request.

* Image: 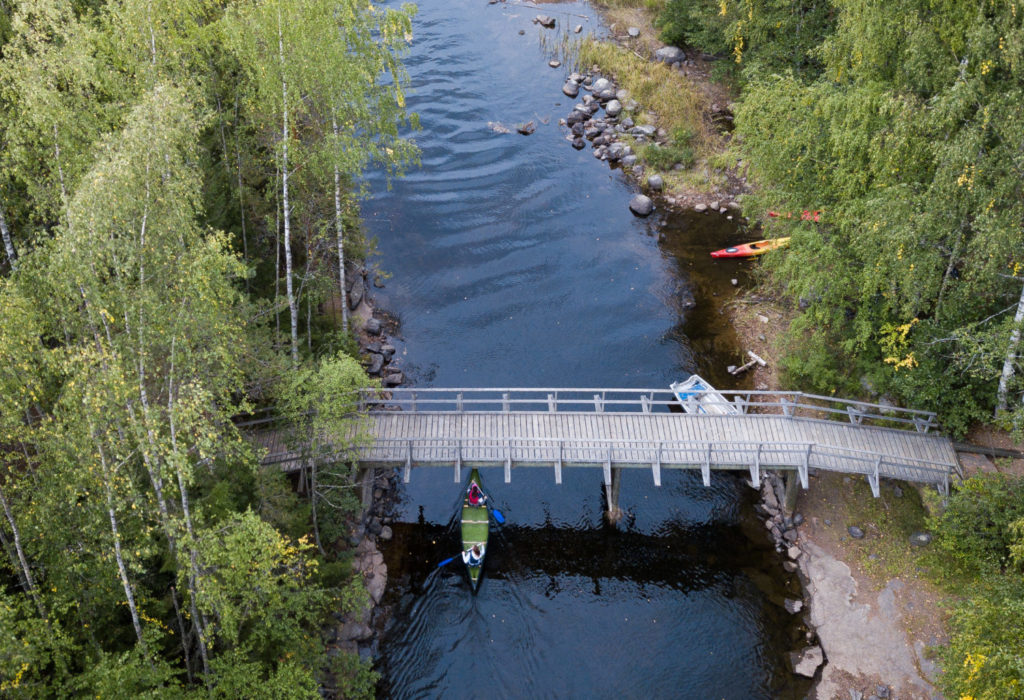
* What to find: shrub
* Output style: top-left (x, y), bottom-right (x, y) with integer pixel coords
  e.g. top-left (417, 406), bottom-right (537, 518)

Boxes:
top-left (929, 474), bottom-right (1024, 578)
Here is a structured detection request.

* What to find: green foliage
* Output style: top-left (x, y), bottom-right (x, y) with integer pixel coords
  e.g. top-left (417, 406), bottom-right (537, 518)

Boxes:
top-left (656, 0), bottom-right (835, 79)
top-left (199, 649), bottom-right (320, 699)
top-left (188, 511), bottom-right (330, 654)
top-left (929, 474), bottom-right (1024, 578)
top-left (0, 0), bottom-right (401, 693)
top-left (730, 0), bottom-right (1024, 432)
top-left (938, 574), bottom-right (1024, 698)
top-left (326, 651), bottom-right (379, 700)
top-left (639, 126), bottom-right (695, 171)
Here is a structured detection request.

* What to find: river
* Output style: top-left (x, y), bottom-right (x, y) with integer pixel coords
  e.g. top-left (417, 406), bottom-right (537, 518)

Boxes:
top-left (360, 0), bottom-right (810, 697)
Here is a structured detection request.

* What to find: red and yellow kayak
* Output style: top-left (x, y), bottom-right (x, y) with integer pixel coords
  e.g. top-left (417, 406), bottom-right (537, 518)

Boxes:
top-left (710, 237), bottom-right (790, 259)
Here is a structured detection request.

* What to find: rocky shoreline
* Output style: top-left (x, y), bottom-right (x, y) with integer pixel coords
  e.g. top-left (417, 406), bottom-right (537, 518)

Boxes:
top-left (553, 55), bottom-right (746, 219)
top-left (324, 265), bottom-right (404, 665)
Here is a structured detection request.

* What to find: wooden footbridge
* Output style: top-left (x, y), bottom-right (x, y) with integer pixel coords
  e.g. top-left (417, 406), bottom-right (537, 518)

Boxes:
top-left (246, 387), bottom-right (960, 498)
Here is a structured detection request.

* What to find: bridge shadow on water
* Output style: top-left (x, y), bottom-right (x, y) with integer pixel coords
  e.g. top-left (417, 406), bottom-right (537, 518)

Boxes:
top-left (374, 471), bottom-right (815, 700)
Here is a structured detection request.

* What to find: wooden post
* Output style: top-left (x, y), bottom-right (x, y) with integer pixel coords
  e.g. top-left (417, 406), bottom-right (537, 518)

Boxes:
top-left (605, 466), bottom-right (623, 524)
top-left (784, 469), bottom-right (799, 515)
top-left (359, 468), bottom-right (374, 507)
top-left (652, 441), bottom-right (662, 487)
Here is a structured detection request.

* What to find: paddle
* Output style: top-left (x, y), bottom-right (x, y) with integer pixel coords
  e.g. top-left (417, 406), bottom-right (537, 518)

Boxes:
top-left (477, 488), bottom-right (505, 524)
top-left (437, 546), bottom-right (478, 569)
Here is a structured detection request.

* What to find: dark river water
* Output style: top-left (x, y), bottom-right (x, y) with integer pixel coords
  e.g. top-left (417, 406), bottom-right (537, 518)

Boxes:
top-left (361, 0), bottom-right (811, 697)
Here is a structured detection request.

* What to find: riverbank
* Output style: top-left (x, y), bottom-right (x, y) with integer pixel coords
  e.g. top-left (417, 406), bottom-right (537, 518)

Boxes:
top-left (582, 9), bottom-right (952, 697)
top-left (730, 295), bottom-right (948, 699)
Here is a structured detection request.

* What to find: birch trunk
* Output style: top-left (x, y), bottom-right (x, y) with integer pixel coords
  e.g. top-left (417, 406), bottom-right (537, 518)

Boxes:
top-left (278, 9), bottom-right (299, 366)
top-left (167, 342), bottom-right (211, 678)
top-left (332, 114), bottom-right (349, 331)
top-left (170, 586), bottom-right (194, 683)
top-left (996, 279), bottom-right (1024, 416)
top-left (95, 440), bottom-right (145, 646)
top-left (0, 483), bottom-right (45, 618)
top-left (233, 96), bottom-right (249, 289)
top-left (0, 204), bottom-right (16, 270)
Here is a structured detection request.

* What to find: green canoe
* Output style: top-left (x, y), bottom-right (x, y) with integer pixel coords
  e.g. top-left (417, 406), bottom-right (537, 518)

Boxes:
top-left (461, 469), bottom-right (490, 591)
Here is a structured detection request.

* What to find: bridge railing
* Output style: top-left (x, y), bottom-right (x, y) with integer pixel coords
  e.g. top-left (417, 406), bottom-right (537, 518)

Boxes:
top-left (358, 387), bottom-right (938, 433)
top-left (354, 435), bottom-right (951, 494)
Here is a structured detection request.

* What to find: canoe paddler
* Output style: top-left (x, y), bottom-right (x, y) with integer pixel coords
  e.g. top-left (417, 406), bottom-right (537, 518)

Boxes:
top-left (462, 544), bottom-right (484, 566)
top-left (467, 482), bottom-right (486, 506)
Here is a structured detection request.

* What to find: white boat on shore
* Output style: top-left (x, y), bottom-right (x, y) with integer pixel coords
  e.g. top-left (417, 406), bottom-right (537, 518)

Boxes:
top-left (669, 374), bottom-right (739, 415)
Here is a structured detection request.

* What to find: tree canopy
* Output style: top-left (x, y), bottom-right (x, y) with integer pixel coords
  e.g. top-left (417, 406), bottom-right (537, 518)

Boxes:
top-left (0, 0), bottom-right (416, 695)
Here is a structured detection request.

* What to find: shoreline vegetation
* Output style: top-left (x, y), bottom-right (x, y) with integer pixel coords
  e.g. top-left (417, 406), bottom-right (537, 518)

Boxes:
top-left (0, 0), bottom-right (417, 696)
top-left (578, 0), bottom-right (1024, 697)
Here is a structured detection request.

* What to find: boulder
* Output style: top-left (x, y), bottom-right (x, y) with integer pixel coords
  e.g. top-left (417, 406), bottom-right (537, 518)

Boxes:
top-left (604, 99), bottom-right (622, 117)
top-left (379, 525), bottom-right (393, 541)
top-left (573, 24), bottom-right (582, 33)
top-left (909, 531), bottom-right (933, 547)
top-left (694, 203), bottom-right (708, 213)
top-left (848, 525), bottom-right (865, 539)
top-left (647, 174), bottom-right (663, 191)
top-left (627, 26), bottom-right (640, 37)
top-left (629, 194), bottom-right (654, 217)
top-left (383, 372), bottom-right (404, 387)
top-left (364, 317), bottom-right (382, 335)
top-left (571, 137), bottom-right (585, 150)
top-left (534, 14), bottom-right (555, 28)
top-left (365, 568), bottom-right (387, 604)
top-left (348, 280), bottom-right (364, 309)
top-left (790, 645), bottom-right (824, 677)
top-left (365, 353), bottom-right (385, 375)
top-left (591, 77), bottom-right (612, 93)
top-left (339, 621), bottom-right (374, 642)
top-left (562, 81), bottom-right (580, 98)
top-left (607, 142), bottom-right (626, 160)
top-left (381, 343), bottom-right (396, 358)
top-left (621, 154), bottom-right (637, 166)
top-left (549, 59), bottom-right (561, 68)
top-left (654, 46), bottom-right (685, 64)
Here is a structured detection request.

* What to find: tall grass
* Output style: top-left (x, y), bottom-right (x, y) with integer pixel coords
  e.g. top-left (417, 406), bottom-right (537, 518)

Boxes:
top-left (577, 38), bottom-right (718, 160)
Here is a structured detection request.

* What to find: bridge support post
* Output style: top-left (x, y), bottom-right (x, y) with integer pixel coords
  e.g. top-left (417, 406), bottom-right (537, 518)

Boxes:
top-left (784, 470), bottom-right (800, 515)
top-left (604, 466), bottom-right (623, 524)
top-left (359, 467), bottom-right (375, 508)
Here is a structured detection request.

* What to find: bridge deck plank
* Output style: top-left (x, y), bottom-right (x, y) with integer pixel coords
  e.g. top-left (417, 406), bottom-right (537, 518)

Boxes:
top-left (264, 410), bottom-right (956, 486)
